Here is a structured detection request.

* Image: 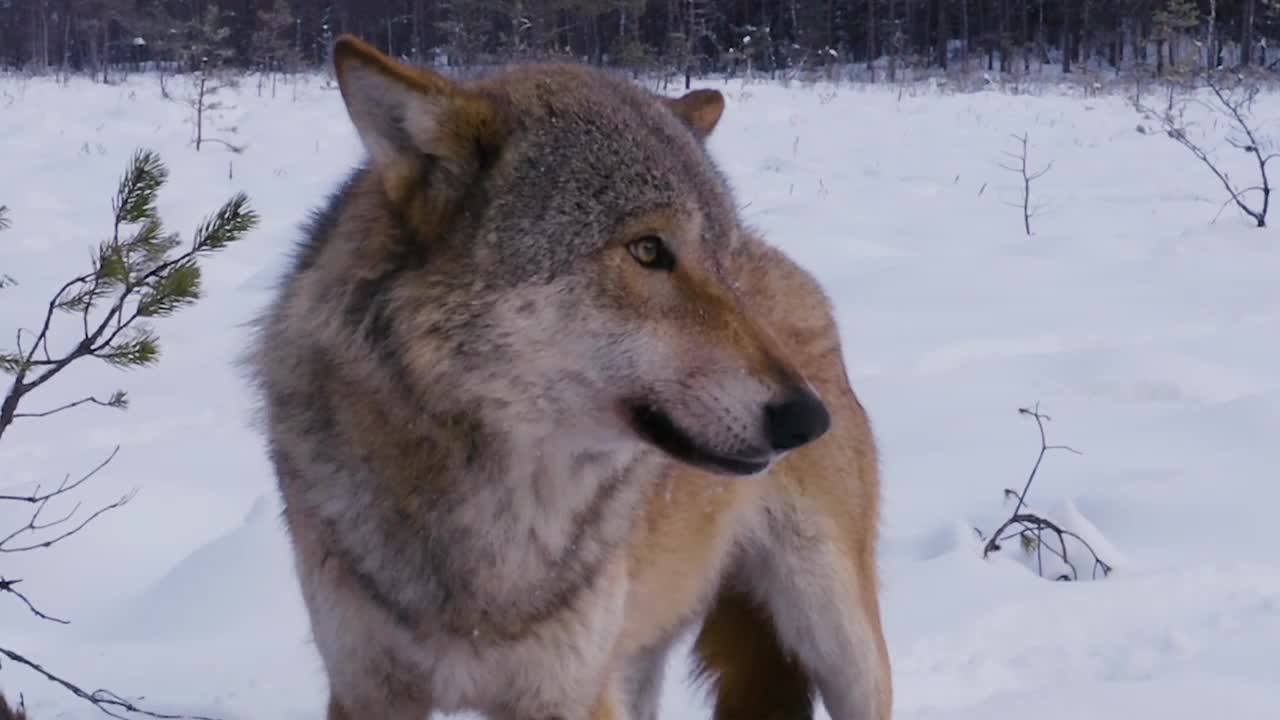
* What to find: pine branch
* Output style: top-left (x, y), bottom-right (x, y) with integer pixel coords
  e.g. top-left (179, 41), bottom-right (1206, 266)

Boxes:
top-left (0, 150), bottom-right (258, 440)
top-left (0, 149), bottom-right (251, 719)
top-left (112, 150), bottom-right (167, 229)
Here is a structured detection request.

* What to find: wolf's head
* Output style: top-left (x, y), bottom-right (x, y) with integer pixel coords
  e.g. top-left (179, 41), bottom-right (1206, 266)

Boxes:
top-left (329, 36), bottom-right (828, 476)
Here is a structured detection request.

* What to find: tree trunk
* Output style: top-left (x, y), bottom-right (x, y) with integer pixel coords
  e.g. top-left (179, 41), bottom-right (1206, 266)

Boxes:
top-left (102, 17), bottom-right (109, 83)
top-left (60, 2), bottom-right (71, 77)
top-left (1079, 0), bottom-right (1089, 70)
top-left (936, 0), bottom-right (947, 70)
top-left (867, 0), bottom-right (876, 75)
top-left (1021, 0), bottom-right (1029, 72)
top-left (1242, 0), bottom-right (1257, 66)
top-left (1060, 2), bottom-right (1070, 74)
top-left (196, 73), bottom-right (206, 151)
top-left (1206, 0), bottom-right (1217, 70)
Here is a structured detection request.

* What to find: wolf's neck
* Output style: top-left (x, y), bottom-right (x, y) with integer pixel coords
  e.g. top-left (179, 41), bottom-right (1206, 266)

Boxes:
top-left (327, 407), bottom-right (657, 636)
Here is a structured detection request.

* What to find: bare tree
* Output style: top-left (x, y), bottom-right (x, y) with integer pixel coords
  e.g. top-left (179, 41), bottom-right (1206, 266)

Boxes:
top-left (0, 149), bottom-right (258, 719)
top-left (1135, 71), bottom-right (1276, 227)
top-left (999, 132), bottom-right (1054, 236)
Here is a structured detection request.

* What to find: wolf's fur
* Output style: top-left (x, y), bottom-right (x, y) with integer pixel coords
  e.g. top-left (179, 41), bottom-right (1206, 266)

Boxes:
top-left (0, 693), bottom-right (28, 720)
top-left (248, 34), bottom-right (891, 720)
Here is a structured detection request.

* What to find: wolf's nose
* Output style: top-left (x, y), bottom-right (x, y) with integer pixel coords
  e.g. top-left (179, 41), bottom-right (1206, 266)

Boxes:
top-left (764, 388), bottom-right (831, 451)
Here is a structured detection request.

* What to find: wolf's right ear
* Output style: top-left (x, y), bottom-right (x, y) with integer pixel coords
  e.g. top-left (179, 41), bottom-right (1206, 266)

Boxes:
top-left (332, 34), bottom-right (505, 204)
top-left (665, 89), bottom-right (725, 141)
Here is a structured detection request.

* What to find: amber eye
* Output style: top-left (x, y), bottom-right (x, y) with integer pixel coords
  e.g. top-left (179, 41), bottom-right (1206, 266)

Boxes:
top-left (627, 236), bottom-right (675, 271)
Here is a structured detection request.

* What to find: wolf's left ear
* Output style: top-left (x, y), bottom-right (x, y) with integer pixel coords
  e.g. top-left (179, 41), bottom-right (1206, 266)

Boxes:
top-left (332, 34), bottom-right (505, 204)
top-left (665, 89), bottom-right (725, 140)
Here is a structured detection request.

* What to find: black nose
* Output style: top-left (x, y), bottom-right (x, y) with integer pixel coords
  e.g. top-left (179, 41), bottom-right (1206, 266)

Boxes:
top-left (764, 388), bottom-right (831, 452)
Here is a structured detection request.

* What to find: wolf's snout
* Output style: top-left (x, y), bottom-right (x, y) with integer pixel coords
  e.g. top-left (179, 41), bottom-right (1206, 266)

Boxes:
top-left (764, 389), bottom-right (830, 451)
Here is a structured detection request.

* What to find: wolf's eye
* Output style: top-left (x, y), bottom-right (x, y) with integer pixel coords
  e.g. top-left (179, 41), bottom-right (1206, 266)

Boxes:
top-left (627, 236), bottom-right (675, 271)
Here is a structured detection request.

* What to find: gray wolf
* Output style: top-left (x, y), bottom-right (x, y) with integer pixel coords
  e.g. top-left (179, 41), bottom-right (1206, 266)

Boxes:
top-left (247, 33), bottom-right (891, 720)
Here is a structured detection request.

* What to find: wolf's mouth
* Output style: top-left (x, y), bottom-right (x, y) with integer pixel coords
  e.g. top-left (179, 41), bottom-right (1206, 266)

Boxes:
top-left (625, 402), bottom-right (770, 476)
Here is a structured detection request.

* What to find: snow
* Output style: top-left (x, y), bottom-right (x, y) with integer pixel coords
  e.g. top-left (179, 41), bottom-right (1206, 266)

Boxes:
top-left (3, 70), bottom-right (1280, 719)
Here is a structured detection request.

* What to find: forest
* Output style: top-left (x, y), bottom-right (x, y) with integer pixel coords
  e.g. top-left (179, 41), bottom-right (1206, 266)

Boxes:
top-left (2, 1), bottom-right (1280, 81)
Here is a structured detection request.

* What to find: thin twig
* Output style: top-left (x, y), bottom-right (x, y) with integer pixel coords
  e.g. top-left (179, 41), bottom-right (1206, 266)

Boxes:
top-left (1008, 404), bottom-right (1081, 518)
top-left (0, 447), bottom-right (119, 504)
top-left (979, 405), bottom-right (1110, 581)
top-left (0, 646), bottom-right (218, 720)
top-left (192, 137), bottom-right (245, 154)
top-left (12, 395), bottom-right (122, 419)
top-left (0, 447), bottom-right (129, 553)
top-left (0, 492), bottom-right (134, 553)
top-left (1, 577), bottom-right (70, 624)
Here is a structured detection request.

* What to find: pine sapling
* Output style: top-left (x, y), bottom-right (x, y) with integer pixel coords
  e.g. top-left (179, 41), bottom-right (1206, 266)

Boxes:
top-left (0, 148), bottom-right (258, 720)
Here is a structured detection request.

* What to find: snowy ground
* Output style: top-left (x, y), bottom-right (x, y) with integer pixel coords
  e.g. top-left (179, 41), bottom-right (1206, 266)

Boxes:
top-left (2, 69), bottom-right (1279, 719)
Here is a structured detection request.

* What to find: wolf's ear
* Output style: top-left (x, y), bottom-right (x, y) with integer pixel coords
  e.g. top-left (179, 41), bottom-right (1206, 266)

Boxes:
top-left (665, 89), bottom-right (725, 140)
top-left (332, 34), bottom-right (504, 203)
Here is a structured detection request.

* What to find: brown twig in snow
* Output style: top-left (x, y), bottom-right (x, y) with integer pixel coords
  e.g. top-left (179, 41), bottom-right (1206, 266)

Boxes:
top-left (978, 404), bottom-right (1112, 581)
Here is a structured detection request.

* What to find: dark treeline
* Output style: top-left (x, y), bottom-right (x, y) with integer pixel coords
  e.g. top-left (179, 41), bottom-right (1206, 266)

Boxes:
top-left (3, 1), bottom-right (1280, 80)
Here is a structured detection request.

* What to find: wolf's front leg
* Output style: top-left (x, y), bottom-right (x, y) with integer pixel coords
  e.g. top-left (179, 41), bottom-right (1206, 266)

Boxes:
top-left (745, 507), bottom-right (892, 720)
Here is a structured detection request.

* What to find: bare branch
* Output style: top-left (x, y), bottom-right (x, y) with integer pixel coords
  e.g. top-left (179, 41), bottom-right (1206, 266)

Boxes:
top-left (194, 137), bottom-right (245, 154)
top-left (1028, 160), bottom-right (1055, 181)
top-left (0, 646), bottom-right (218, 720)
top-left (0, 447), bottom-right (119, 504)
top-left (1006, 403), bottom-right (1082, 518)
top-left (1135, 72), bottom-right (1274, 227)
top-left (0, 492), bottom-right (134, 554)
top-left (0, 577), bottom-right (69, 624)
top-left (0, 447), bottom-right (129, 553)
top-left (994, 512), bottom-right (1114, 581)
top-left (12, 393), bottom-right (127, 420)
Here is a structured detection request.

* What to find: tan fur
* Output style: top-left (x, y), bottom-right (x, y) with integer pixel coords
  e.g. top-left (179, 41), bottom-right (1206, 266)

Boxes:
top-left (248, 34), bottom-right (890, 720)
top-left (0, 693), bottom-right (27, 720)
